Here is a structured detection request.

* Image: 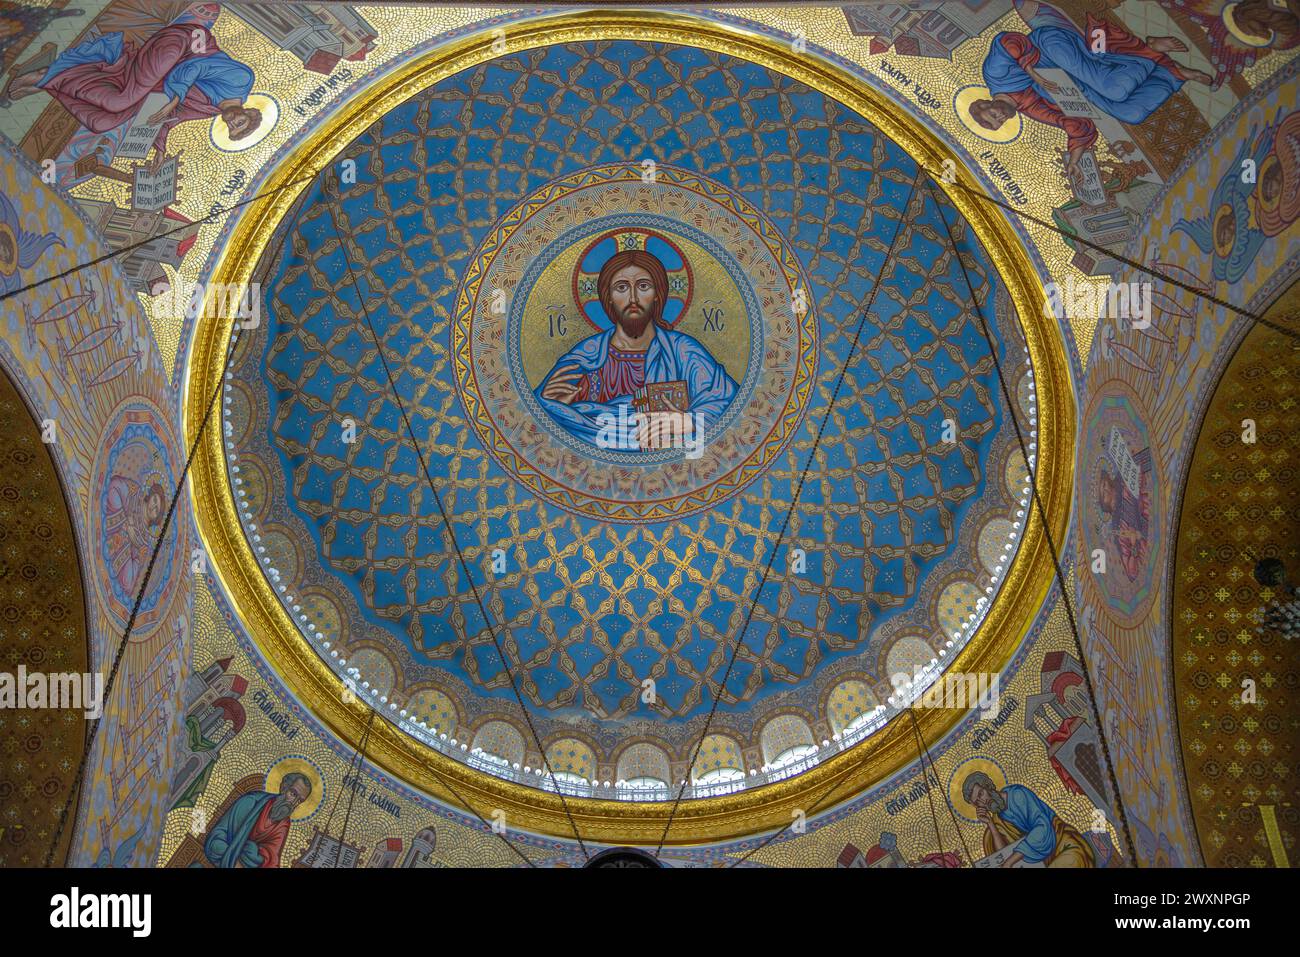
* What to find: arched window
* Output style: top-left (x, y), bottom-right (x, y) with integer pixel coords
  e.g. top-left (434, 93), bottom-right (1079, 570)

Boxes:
top-left (760, 714), bottom-right (818, 780)
top-left (841, 710), bottom-right (879, 738)
top-left (615, 743), bottom-right (672, 797)
top-left (827, 679), bottom-right (879, 738)
top-left (694, 767), bottom-right (745, 786)
top-left (769, 744), bottom-right (818, 769)
top-left (620, 776), bottom-right (668, 790)
top-left (406, 688), bottom-right (459, 737)
top-left (346, 647), bottom-right (397, 700)
top-left (759, 714), bottom-right (815, 765)
top-left (545, 738), bottom-right (596, 781)
top-left (885, 636), bottom-right (935, 690)
top-left (544, 769), bottom-right (590, 795)
top-left (690, 733), bottom-right (745, 784)
top-left (469, 720), bottom-right (525, 767)
top-left (468, 748), bottom-right (511, 773)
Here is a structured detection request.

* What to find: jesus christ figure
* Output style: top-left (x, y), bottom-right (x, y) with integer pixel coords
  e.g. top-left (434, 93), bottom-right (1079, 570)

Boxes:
top-left (535, 249), bottom-right (738, 452)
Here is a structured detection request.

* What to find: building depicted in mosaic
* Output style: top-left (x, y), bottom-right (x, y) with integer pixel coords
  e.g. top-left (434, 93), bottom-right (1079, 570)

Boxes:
top-left (0, 1), bottom-right (1295, 896)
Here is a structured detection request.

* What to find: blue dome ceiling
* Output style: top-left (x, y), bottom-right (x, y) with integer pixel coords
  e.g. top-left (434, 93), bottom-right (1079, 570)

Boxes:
top-left (224, 38), bottom-right (1029, 762)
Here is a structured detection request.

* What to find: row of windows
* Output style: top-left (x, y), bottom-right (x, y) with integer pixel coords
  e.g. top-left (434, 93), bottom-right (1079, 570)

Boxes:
top-left (395, 663), bottom-right (913, 789)
top-left (462, 711), bottom-right (879, 789)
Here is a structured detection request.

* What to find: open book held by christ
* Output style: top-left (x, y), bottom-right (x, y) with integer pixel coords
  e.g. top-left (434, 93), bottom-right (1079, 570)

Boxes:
top-left (632, 380), bottom-right (689, 414)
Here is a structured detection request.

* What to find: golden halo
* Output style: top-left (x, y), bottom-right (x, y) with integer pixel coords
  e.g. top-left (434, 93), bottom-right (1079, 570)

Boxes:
top-left (211, 93), bottom-right (278, 152)
top-left (572, 226), bottom-right (694, 330)
top-left (954, 84), bottom-right (1022, 144)
top-left (1258, 154), bottom-right (1281, 212)
top-left (1212, 203), bottom-right (1237, 259)
top-left (264, 754), bottom-right (325, 821)
top-left (0, 222), bottom-right (16, 276)
top-left (1223, 2), bottom-right (1275, 47)
top-left (948, 755), bottom-right (1008, 823)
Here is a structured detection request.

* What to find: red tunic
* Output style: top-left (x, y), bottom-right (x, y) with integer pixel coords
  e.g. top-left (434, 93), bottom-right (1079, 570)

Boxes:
top-left (997, 15), bottom-right (1188, 153)
top-left (245, 797), bottom-right (291, 868)
top-left (39, 23), bottom-right (226, 153)
top-left (577, 347), bottom-right (647, 403)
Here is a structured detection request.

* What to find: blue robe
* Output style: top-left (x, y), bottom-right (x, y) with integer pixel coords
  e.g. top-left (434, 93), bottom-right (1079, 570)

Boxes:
top-left (536, 327), bottom-right (738, 448)
top-left (982, 24), bottom-right (1183, 126)
top-left (996, 784), bottom-right (1059, 864)
top-left (203, 791), bottom-right (276, 868)
top-left (41, 32), bottom-right (253, 106)
top-left (161, 49), bottom-right (253, 107)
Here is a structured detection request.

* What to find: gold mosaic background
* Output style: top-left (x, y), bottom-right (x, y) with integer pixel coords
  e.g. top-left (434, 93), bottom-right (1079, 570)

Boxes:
top-left (1171, 282), bottom-right (1300, 867)
top-left (0, 365), bottom-right (89, 867)
top-left (1, 1), bottom-right (1295, 864)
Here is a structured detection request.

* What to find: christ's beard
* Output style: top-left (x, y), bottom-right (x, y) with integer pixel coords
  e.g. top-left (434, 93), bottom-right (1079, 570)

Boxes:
top-left (270, 797), bottom-right (294, 822)
top-left (614, 304), bottom-right (655, 339)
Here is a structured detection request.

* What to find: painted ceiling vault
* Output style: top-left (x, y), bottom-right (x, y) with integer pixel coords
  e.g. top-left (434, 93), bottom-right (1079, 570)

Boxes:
top-left (232, 35), bottom-right (1034, 759)
top-left (0, 0), bottom-right (1296, 870)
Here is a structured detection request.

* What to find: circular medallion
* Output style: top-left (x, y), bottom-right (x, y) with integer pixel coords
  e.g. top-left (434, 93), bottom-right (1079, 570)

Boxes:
top-left (453, 163), bottom-right (816, 522)
top-left (189, 11), bottom-right (1075, 843)
top-left (90, 399), bottom-right (182, 640)
top-left (1080, 380), bottom-right (1161, 624)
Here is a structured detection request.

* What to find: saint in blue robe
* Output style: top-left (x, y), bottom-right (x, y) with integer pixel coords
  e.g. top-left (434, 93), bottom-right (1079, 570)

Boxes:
top-left (41, 31), bottom-right (253, 107)
top-left (37, 26), bottom-right (254, 155)
top-left (983, 12), bottom-right (1185, 128)
top-left (995, 784), bottom-right (1061, 864)
top-left (203, 791), bottom-right (278, 868)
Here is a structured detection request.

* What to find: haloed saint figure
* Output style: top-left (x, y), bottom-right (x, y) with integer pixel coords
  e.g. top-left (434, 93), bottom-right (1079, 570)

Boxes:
top-left (535, 249), bottom-right (738, 452)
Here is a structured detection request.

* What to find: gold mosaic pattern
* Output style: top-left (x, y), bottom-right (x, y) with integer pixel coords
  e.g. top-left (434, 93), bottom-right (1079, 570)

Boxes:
top-left (1171, 283), bottom-right (1300, 867)
top-left (185, 10), bottom-right (1074, 843)
top-left (0, 366), bottom-right (89, 867)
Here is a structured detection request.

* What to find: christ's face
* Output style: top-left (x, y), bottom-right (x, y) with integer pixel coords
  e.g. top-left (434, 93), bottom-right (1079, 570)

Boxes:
top-left (608, 264), bottom-right (658, 337)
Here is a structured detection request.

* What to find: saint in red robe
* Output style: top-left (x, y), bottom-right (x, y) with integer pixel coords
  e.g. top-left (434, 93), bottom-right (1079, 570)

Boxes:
top-left (38, 24), bottom-right (253, 153)
top-left (244, 797), bottom-right (291, 868)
